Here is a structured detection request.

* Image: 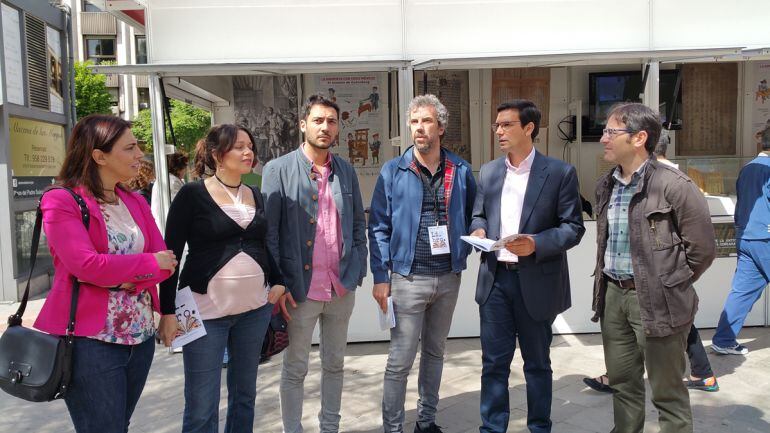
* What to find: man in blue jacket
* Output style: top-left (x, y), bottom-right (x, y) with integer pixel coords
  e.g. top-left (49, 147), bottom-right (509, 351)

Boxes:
top-left (712, 143), bottom-right (770, 355)
top-left (369, 94), bottom-right (477, 433)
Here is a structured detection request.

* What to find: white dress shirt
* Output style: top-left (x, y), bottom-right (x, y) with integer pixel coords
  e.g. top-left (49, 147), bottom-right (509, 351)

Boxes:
top-left (498, 147), bottom-right (535, 263)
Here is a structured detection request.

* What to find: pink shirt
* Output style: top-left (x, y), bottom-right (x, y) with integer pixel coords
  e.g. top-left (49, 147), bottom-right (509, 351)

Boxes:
top-left (498, 147), bottom-right (535, 263)
top-left (303, 145), bottom-right (346, 301)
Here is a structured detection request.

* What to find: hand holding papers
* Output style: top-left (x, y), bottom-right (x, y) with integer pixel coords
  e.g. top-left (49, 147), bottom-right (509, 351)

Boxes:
top-left (378, 296), bottom-right (396, 331)
top-left (461, 234), bottom-right (526, 252)
top-left (171, 286), bottom-right (207, 349)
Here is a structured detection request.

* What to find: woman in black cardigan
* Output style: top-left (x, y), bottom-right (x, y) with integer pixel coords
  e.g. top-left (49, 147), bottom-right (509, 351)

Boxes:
top-left (158, 124), bottom-right (285, 433)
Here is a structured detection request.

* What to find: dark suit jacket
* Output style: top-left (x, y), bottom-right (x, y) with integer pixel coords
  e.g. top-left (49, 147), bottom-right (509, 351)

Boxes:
top-left (470, 151), bottom-right (585, 321)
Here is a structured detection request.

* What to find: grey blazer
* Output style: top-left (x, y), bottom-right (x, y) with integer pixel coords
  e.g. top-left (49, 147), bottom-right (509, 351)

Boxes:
top-left (262, 148), bottom-right (368, 302)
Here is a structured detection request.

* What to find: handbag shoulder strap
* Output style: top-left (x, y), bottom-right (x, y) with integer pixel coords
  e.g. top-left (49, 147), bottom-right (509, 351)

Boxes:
top-left (8, 187), bottom-right (90, 327)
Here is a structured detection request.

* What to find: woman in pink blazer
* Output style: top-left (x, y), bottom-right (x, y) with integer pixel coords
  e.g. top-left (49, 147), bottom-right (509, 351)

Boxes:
top-left (34, 115), bottom-right (177, 433)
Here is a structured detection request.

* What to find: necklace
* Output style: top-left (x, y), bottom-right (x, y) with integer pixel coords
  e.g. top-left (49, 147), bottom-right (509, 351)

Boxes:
top-left (215, 174), bottom-right (241, 189)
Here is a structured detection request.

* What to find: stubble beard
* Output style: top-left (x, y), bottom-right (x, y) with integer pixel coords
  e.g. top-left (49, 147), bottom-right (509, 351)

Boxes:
top-left (307, 135), bottom-right (334, 150)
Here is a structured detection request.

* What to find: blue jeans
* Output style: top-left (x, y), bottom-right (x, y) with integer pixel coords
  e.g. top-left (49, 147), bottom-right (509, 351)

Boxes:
top-left (64, 337), bottom-right (155, 433)
top-left (183, 305), bottom-right (272, 433)
top-left (479, 267), bottom-right (553, 433)
top-left (713, 239), bottom-right (770, 347)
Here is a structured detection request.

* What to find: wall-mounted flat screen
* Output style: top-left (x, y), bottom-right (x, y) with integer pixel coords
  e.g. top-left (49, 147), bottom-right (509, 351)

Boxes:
top-left (588, 70), bottom-right (682, 137)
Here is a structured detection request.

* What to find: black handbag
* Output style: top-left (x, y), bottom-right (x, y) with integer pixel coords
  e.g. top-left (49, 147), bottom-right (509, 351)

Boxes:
top-left (260, 303), bottom-right (289, 364)
top-left (0, 187), bottom-right (89, 402)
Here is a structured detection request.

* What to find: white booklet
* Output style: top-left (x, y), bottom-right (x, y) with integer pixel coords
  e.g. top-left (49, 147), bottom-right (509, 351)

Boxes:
top-left (378, 296), bottom-right (396, 331)
top-left (460, 234), bottom-right (526, 252)
top-left (171, 286), bottom-right (207, 349)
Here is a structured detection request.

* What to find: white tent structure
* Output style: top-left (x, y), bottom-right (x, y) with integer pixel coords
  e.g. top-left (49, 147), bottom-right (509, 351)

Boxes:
top-left (92, 0), bottom-right (770, 341)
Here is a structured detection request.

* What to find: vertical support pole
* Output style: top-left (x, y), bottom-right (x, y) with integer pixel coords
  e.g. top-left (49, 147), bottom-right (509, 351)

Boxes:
top-left (642, 61), bottom-right (660, 114)
top-left (149, 73), bottom-right (170, 233)
top-left (398, 64), bottom-right (414, 153)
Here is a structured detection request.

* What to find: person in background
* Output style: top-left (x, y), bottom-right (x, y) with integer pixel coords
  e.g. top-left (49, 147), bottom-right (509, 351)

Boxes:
top-left (35, 114), bottom-right (176, 433)
top-left (126, 158), bottom-right (155, 204)
top-left (158, 124), bottom-right (286, 433)
top-left (151, 150), bottom-right (189, 227)
top-left (711, 132), bottom-right (770, 356)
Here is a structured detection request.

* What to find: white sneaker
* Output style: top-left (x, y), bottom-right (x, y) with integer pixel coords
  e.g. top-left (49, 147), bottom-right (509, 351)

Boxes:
top-left (711, 343), bottom-right (748, 355)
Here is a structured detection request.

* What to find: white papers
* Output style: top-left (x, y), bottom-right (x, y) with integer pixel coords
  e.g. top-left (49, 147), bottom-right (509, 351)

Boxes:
top-left (460, 234), bottom-right (525, 252)
top-left (171, 286), bottom-right (206, 349)
top-left (378, 296), bottom-right (396, 331)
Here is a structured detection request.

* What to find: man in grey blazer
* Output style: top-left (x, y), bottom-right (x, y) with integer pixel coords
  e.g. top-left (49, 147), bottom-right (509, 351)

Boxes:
top-left (469, 100), bottom-right (584, 433)
top-left (262, 94), bottom-right (367, 433)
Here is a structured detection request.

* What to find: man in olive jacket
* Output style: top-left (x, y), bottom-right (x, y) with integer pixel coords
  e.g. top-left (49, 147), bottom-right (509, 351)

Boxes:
top-left (592, 103), bottom-right (715, 433)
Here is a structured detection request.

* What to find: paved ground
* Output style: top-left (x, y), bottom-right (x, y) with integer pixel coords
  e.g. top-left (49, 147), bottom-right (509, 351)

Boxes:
top-left (1, 299), bottom-right (769, 433)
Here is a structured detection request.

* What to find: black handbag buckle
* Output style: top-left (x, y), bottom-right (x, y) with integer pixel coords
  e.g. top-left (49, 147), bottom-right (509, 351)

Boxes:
top-left (7, 314), bottom-right (22, 327)
top-left (8, 361), bottom-right (31, 384)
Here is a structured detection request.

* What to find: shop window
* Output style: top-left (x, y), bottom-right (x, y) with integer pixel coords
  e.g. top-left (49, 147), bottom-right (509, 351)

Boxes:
top-left (15, 210), bottom-right (52, 278)
top-left (135, 35), bottom-right (147, 64)
top-left (137, 88), bottom-right (150, 110)
top-left (82, 1), bottom-right (102, 12)
top-left (85, 37), bottom-right (115, 64)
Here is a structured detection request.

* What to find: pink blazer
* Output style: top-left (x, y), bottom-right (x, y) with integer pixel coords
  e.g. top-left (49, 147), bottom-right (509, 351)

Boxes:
top-left (34, 186), bottom-right (172, 336)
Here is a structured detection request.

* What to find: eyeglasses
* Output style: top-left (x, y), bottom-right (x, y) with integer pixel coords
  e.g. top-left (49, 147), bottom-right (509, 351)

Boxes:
top-left (491, 121), bottom-right (521, 132)
top-left (602, 128), bottom-right (634, 137)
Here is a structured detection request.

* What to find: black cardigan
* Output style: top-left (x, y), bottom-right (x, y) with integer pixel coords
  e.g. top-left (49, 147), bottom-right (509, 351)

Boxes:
top-left (159, 181), bottom-right (283, 314)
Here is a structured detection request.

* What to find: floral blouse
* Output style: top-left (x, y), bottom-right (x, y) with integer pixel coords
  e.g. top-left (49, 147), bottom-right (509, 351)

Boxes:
top-left (90, 198), bottom-right (156, 345)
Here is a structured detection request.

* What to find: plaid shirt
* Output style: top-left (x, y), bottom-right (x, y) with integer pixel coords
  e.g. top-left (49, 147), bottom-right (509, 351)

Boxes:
top-left (409, 152), bottom-right (454, 276)
top-left (603, 162), bottom-right (648, 280)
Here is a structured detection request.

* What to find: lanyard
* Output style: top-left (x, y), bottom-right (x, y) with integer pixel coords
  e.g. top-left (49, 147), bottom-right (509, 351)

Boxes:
top-left (418, 168), bottom-right (443, 225)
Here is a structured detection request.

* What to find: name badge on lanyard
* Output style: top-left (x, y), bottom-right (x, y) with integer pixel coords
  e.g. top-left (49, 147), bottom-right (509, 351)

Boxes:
top-left (428, 224), bottom-right (450, 255)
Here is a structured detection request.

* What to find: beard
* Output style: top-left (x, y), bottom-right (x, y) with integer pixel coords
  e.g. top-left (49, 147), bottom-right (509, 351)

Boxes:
top-left (413, 137), bottom-right (437, 154)
top-left (307, 135), bottom-right (334, 150)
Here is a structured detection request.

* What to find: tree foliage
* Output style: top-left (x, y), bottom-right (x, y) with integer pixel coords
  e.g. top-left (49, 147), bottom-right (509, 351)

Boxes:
top-left (131, 99), bottom-right (211, 154)
top-left (73, 61), bottom-right (112, 119)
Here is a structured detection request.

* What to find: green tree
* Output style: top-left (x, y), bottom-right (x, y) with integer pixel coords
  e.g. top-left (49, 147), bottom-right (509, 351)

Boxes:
top-left (131, 99), bottom-right (211, 154)
top-left (73, 61), bottom-right (112, 119)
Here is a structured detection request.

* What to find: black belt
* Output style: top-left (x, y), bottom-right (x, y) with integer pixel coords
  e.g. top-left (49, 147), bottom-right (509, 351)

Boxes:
top-left (498, 261), bottom-right (519, 271)
top-left (605, 274), bottom-right (635, 289)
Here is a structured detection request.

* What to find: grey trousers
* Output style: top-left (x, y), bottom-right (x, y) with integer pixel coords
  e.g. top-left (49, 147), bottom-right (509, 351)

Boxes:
top-left (382, 272), bottom-right (461, 433)
top-left (280, 291), bottom-right (356, 433)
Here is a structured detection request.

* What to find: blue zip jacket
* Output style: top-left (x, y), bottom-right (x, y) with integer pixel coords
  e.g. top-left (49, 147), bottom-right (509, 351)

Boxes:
top-left (368, 146), bottom-right (477, 284)
top-left (735, 154), bottom-right (770, 240)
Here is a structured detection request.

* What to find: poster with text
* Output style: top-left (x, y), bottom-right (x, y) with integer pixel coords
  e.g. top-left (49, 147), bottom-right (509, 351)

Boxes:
top-left (9, 117), bottom-right (65, 199)
top-left (752, 61), bottom-right (770, 153)
top-left (315, 73), bottom-right (385, 171)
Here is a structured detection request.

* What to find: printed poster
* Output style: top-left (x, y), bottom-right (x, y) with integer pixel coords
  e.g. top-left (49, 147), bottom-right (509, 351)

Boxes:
top-left (233, 75), bottom-right (300, 170)
top-left (752, 61), bottom-right (770, 153)
top-left (316, 73), bottom-right (385, 170)
top-left (47, 25), bottom-right (64, 114)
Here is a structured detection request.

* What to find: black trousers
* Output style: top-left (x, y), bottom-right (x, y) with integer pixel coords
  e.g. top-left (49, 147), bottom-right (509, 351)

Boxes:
top-left (686, 324), bottom-right (713, 378)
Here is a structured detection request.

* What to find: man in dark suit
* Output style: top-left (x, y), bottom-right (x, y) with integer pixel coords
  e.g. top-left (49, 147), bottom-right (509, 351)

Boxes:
top-left (470, 100), bottom-right (585, 433)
